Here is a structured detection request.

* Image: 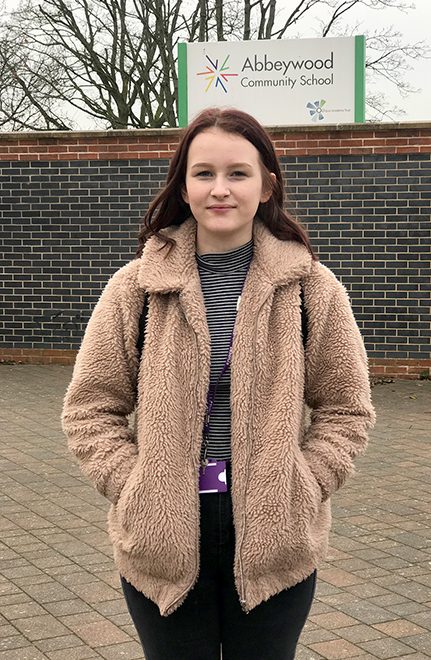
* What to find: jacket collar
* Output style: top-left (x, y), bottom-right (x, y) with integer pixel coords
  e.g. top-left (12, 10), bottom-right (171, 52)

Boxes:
top-left (138, 216), bottom-right (313, 294)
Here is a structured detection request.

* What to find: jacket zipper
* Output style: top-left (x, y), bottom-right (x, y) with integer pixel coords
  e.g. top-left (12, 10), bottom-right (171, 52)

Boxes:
top-left (166, 290), bottom-right (273, 614)
top-left (237, 289), bottom-right (273, 613)
top-left (164, 318), bottom-right (203, 615)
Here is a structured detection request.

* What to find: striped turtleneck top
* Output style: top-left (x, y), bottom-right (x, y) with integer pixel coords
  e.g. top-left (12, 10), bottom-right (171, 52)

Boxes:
top-left (196, 238), bottom-right (254, 461)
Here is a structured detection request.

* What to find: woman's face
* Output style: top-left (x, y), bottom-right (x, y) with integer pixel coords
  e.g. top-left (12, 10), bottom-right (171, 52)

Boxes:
top-left (182, 127), bottom-right (273, 252)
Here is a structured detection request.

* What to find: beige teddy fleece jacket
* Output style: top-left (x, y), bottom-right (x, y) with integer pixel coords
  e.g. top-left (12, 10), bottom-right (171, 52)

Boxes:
top-left (61, 216), bottom-right (376, 617)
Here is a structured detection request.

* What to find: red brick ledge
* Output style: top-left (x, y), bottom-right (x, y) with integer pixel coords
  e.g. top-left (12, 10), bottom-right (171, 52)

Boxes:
top-left (0, 122), bottom-right (430, 160)
top-left (0, 349), bottom-right (78, 366)
top-left (1, 349), bottom-right (430, 380)
top-left (369, 359), bottom-right (431, 381)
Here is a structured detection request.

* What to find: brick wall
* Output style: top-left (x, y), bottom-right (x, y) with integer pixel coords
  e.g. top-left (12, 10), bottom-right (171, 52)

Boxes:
top-left (1, 123), bottom-right (430, 379)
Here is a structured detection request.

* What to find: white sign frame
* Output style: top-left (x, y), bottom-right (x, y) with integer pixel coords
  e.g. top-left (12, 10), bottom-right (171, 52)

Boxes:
top-left (178, 36), bottom-right (365, 126)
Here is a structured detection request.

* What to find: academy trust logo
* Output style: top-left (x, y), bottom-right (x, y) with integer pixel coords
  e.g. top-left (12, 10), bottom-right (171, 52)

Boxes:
top-left (197, 55), bottom-right (238, 93)
top-left (307, 100), bottom-right (326, 121)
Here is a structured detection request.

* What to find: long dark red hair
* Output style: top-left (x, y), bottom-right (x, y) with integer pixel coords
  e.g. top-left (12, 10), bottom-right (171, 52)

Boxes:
top-left (135, 107), bottom-right (318, 260)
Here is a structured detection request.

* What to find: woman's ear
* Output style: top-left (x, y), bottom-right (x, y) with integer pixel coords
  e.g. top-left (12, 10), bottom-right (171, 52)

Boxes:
top-left (261, 172), bottom-right (276, 203)
top-left (181, 185), bottom-right (189, 205)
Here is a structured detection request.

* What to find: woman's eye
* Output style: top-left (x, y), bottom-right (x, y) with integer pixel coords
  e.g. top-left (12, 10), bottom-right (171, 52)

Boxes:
top-left (195, 170), bottom-right (247, 178)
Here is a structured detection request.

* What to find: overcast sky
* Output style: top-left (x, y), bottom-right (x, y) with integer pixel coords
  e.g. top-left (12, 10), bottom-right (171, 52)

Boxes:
top-left (371, 1), bottom-right (431, 121)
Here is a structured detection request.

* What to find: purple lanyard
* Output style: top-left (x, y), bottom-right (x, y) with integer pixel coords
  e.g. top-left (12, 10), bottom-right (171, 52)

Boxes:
top-left (201, 262), bottom-right (251, 467)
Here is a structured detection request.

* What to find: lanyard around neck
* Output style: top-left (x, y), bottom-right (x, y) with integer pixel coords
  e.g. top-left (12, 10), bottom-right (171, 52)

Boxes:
top-left (201, 260), bottom-right (252, 466)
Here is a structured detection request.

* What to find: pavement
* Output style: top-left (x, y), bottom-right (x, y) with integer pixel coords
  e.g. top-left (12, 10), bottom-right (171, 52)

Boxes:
top-left (0, 364), bottom-right (430, 660)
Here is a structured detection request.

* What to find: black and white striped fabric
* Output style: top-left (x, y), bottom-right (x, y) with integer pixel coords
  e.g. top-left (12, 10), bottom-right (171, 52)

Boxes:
top-left (196, 239), bottom-right (253, 461)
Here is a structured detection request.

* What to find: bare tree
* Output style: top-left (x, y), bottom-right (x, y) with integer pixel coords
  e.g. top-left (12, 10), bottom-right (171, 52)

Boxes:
top-left (215, 0), bottom-right (224, 40)
top-left (364, 26), bottom-right (427, 119)
top-left (0, 16), bottom-right (71, 130)
top-left (0, 0), bottom-right (428, 130)
top-left (1, 0), bottom-right (187, 130)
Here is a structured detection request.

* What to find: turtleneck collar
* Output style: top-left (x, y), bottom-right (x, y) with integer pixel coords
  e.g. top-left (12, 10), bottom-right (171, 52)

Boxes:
top-left (196, 239), bottom-right (253, 273)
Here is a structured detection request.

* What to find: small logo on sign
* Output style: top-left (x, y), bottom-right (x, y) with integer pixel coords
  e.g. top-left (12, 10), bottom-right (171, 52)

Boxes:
top-left (307, 100), bottom-right (326, 121)
top-left (197, 54), bottom-right (238, 93)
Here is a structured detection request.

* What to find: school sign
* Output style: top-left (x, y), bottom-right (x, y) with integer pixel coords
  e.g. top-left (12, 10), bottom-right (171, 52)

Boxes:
top-left (178, 36), bottom-right (365, 127)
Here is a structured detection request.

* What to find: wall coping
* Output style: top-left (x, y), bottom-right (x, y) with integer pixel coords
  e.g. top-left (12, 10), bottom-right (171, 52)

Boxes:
top-left (1, 121), bottom-right (431, 141)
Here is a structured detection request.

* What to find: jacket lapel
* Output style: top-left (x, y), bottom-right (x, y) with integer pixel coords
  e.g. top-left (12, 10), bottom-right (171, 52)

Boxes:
top-left (137, 215), bottom-right (313, 350)
top-left (137, 215), bottom-right (313, 295)
top-left (137, 218), bottom-right (208, 339)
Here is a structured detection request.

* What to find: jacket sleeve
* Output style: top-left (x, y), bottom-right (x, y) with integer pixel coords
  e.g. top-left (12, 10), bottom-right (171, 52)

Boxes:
top-left (301, 270), bottom-right (376, 502)
top-left (61, 270), bottom-right (139, 505)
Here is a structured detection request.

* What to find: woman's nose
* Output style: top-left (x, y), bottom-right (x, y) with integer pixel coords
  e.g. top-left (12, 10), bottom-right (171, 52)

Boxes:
top-left (211, 177), bottom-right (230, 197)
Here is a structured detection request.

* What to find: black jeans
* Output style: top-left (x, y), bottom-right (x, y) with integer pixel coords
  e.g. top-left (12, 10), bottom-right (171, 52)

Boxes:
top-left (120, 461), bottom-right (316, 659)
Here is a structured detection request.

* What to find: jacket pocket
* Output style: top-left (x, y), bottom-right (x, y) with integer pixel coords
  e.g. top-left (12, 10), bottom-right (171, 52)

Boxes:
top-left (114, 463), bottom-right (143, 529)
top-left (108, 466), bottom-right (153, 558)
top-left (294, 447), bottom-right (323, 515)
top-left (107, 463), bottom-right (194, 583)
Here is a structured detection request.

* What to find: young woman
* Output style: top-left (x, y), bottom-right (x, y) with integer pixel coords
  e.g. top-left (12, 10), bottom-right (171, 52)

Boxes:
top-left (61, 107), bottom-right (376, 659)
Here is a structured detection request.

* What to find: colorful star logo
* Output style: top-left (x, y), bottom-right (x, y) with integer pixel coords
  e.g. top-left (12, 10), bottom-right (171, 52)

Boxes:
top-left (307, 100), bottom-right (326, 121)
top-left (197, 55), bottom-right (238, 93)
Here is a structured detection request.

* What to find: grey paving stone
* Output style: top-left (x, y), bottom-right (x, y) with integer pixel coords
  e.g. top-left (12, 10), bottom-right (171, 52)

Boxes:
top-left (45, 649), bottom-right (100, 659)
top-left (295, 645), bottom-right (324, 659)
top-left (388, 581), bottom-right (431, 603)
top-left (0, 648), bottom-right (49, 660)
top-left (392, 655), bottom-right (431, 660)
top-left (93, 599), bottom-right (129, 617)
top-left (334, 624), bottom-right (385, 643)
top-left (400, 632), bottom-right (431, 652)
top-left (12, 614), bottom-right (71, 641)
top-left (0, 593), bottom-right (31, 608)
top-left (0, 624), bottom-right (21, 641)
top-left (368, 593), bottom-right (408, 607)
top-left (33, 634), bottom-right (87, 653)
top-left (301, 628), bottom-right (339, 644)
top-left (358, 636), bottom-right (419, 659)
top-left (42, 599), bottom-right (92, 617)
top-left (0, 632), bottom-right (35, 653)
top-left (97, 641), bottom-right (145, 659)
top-left (12, 574), bottom-right (57, 588)
top-left (335, 600), bottom-right (399, 625)
top-left (405, 610), bottom-right (431, 631)
top-left (387, 602), bottom-right (430, 616)
top-left (1, 565), bottom-right (45, 580)
top-left (18, 581), bottom-right (76, 604)
top-left (0, 602), bottom-right (46, 620)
